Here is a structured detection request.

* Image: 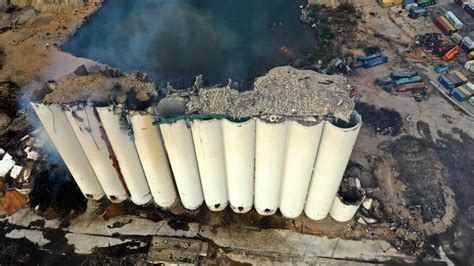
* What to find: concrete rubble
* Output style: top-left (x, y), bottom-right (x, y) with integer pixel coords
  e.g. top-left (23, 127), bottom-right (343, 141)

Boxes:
top-left (186, 66), bottom-right (356, 121)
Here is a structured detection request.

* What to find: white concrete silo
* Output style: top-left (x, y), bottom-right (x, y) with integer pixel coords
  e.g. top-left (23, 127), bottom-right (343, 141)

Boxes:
top-left (30, 102), bottom-right (104, 200)
top-left (96, 106), bottom-right (152, 205)
top-left (64, 104), bottom-right (128, 203)
top-left (159, 118), bottom-right (204, 210)
top-left (254, 118), bottom-right (288, 215)
top-left (129, 111), bottom-right (177, 208)
top-left (279, 119), bottom-right (324, 218)
top-left (304, 112), bottom-right (362, 220)
top-left (221, 118), bottom-right (256, 213)
top-left (329, 196), bottom-right (364, 223)
top-left (191, 118), bottom-right (228, 211)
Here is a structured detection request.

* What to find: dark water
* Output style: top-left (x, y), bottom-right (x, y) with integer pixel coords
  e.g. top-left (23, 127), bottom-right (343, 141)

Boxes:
top-left (62, 0), bottom-right (315, 86)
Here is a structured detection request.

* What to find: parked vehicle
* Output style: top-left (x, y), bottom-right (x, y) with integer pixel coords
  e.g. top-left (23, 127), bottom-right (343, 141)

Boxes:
top-left (461, 36), bottom-right (473, 52)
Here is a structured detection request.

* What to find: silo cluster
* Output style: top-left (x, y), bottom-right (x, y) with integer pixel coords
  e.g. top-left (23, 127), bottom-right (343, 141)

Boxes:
top-left (31, 101), bottom-right (362, 221)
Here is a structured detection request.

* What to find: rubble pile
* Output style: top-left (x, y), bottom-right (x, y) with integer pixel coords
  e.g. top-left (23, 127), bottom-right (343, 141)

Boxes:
top-left (186, 66), bottom-right (356, 121)
top-left (41, 66), bottom-right (156, 104)
top-left (414, 33), bottom-right (451, 56)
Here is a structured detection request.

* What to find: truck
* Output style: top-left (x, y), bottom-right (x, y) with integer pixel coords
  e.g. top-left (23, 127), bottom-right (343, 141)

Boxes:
top-left (445, 11), bottom-right (463, 30)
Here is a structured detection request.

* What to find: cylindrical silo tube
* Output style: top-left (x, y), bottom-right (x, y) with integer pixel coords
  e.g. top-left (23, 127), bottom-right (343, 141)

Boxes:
top-left (96, 106), bottom-right (152, 205)
top-left (30, 102), bottom-right (104, 200)
top-left (279, 120), bottom-right (324, 218)
top-left (254, 118), bottom-right (288, 215)
top-left (305, 112), bottom-right (362, 220)
top-left (221, 118), bottom-right (256, 213)
top-left (129, 111), bottom-right (177, 208)
top-left (330, 195), bottom-right (364, 223)
top-left (159, 119), bottom-right (204, 210)
top-left (191, 118), bottom-right (228, 211)
top-left (65, 104), bottom-right (128, 203)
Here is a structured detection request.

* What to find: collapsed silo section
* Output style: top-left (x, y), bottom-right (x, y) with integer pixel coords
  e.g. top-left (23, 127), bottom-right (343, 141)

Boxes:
top-left (64, 104), bottom-right (128, 203)
top-left (96, 106), bottom-right (152, 205)
top-left (159, 117), bottom-right (204, 210)
top-left (190, 117), bottom-right (228, 211)
top-left (254, 117), bottom-right (288, 215)
top-left (221, 117), bottom-right (256, 213)
top-left (305, 112), bottom-right (362, 220)
top-left (30, 102), bottom-right (104, 200)
top-left (329, 177), bottom-right (365, 222)
top-left (129, 111), bottom-right (177, 208)
top-left (279, 119), bottom-right (324, 218)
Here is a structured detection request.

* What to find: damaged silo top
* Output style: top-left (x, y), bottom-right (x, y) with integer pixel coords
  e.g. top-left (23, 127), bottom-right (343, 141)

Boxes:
top-left (39, 66), bottom-right (156, 104)
top-left (186, 66), bottom-right (356, 121)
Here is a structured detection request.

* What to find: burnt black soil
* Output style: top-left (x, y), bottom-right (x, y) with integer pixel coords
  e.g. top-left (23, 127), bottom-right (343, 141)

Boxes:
top-left (355, 102), bottom-right (403, 136)
top-left (417, 122), bottom-right (474, 265)
top-left (29, 162), bottom-right (87, 216)
top-left (385, 135), bottom-right (446, 222)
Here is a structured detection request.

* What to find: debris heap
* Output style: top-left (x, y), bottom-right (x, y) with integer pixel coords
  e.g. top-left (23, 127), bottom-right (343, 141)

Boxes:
top-left (187, 66), bottom-right (355, 121)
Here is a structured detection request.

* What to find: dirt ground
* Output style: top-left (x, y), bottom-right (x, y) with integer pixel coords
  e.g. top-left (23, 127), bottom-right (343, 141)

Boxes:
top-left (0, 0), bottom-right (473, 265)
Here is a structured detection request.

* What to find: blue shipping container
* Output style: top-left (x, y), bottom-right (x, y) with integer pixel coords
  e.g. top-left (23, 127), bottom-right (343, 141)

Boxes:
top-left (357, 53), bottom-right (382, 62)
top-left (452, 87), bottom-right (466, 101)
top-left (394, 75), bottom-right (422, 86)
top-left (438, 75), bottom-right (455, 91)
top-left (362, 56), bottom-right (389, 69)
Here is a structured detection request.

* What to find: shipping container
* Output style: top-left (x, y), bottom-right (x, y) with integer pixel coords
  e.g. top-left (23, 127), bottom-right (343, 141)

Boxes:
top-left (391, 71), bottom-right (419, 80)
top-left (446, 72), bottom-right (466, 87)
top-left (453, 71), bottom-right (468, 83)
top-left (461, 36), bottom-right (473, 52)
top-left (445, 11), bottom-right (463, 30)
top-left (464, 4), bottom-right (474, 16)
top-left (377, 0), bottom-right (404, 8)
top-left (451, 32), bottom-right (463, 44)
top-left (458, 86), bottom-right (473, 99)
top-left (451, 87), bottom-right (467, 101)
top-left (433, 17), bottom-right (455, 35)
top-left (438, 75), bottom-right (455, 91)
top-left (404, 3), bottom-right (418, 10)
top-left (468, 51), bottom-right (474, 60)
top-left (409, 7), bottom-right (427, 17)
top-left (403, 0), bottom-right (416, 8)
top-left (394, 75), bottom-right (423, 86)
top-left (465, 82), bottom-right (474, 93)
top-left (416, 0), bottom-right (438, 7)
top-left (440, 16), bottom-right (457, 33)
top-left (362, 56), bottom-right (389, 68)
top-left (396, 82), bottom-right (425, 92)
top-left (469, 97), bottom-right (474, 106)
top-left (356, 53), bottom-right (381, 62)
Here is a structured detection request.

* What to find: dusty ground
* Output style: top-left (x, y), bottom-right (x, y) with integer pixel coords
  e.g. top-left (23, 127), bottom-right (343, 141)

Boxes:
top-left (0, 0), bottom-right (473, 265)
